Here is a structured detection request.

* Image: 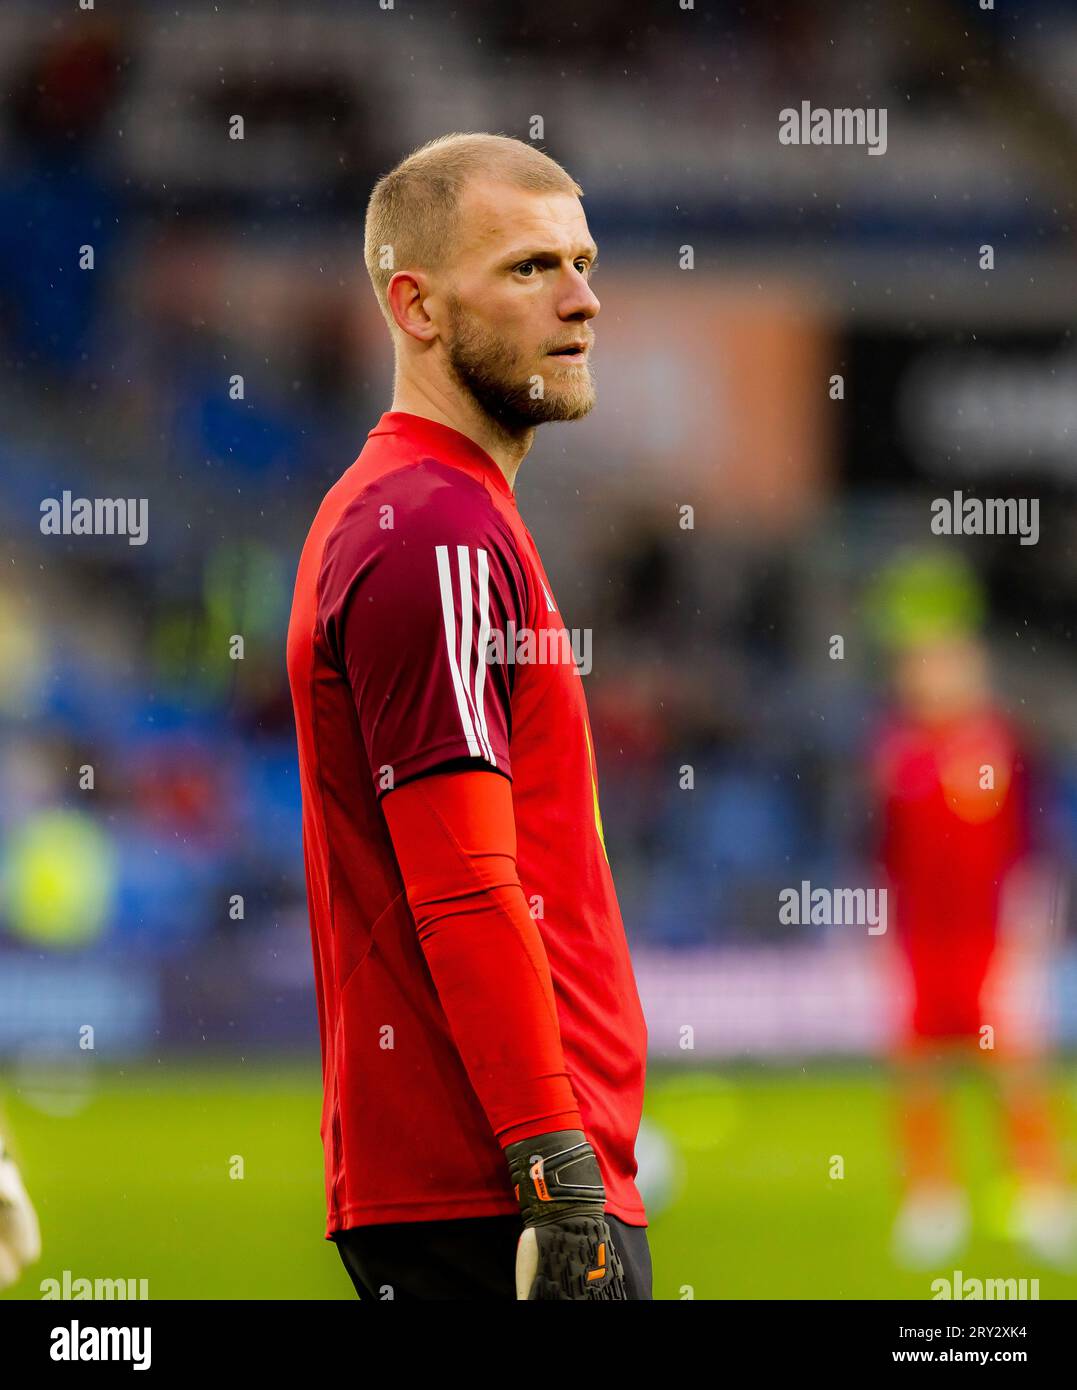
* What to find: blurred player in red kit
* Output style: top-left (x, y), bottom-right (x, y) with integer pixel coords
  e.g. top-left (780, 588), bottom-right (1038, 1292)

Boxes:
top-left (287, 134), bottom-right (651, 1300)
top-left (869, 553), bottom-right (1073, 1269)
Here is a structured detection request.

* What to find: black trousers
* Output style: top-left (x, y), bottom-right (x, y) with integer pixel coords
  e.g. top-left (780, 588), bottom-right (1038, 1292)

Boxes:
top-left (333, 1212), bottom-right (652, 1301)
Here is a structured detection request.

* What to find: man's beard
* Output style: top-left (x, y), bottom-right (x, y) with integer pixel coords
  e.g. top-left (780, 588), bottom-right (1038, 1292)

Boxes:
top-left (444, 297), bottom-right (596, 431)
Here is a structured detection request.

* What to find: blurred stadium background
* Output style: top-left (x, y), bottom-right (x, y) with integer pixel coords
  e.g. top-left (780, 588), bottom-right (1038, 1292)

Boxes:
top-left (2, 0), bottom-right (1076, 1299)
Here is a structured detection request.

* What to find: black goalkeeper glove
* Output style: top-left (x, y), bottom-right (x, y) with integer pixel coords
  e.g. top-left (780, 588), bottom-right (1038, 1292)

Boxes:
top-left (505, 1129), bottom-right (627, 1300)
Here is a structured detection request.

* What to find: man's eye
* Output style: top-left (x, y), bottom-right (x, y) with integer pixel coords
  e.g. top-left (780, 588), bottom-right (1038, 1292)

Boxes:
top-left (515, 260), bottom-right (594, 277)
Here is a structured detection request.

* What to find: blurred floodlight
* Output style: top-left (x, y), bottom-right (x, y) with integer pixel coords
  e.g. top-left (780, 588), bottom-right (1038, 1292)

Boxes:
top-left (4, 810), bottom-right (116, 948)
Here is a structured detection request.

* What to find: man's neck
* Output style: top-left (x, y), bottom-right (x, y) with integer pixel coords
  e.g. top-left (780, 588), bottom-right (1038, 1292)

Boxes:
top-left (390, 383), bottom-right (533, 494)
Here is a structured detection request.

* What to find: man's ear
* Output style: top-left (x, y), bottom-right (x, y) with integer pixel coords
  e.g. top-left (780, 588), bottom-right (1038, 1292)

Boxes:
top-left (388, 270), bottom-right (437, 345)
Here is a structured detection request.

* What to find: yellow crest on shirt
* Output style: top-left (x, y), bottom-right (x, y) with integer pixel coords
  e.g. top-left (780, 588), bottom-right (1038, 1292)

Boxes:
top-left (583, 721), bottom-right (609, 865)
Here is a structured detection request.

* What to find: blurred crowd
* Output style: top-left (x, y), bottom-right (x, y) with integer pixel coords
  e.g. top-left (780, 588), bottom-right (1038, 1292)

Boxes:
top-left (1, 0), bottom-right (1075, 985)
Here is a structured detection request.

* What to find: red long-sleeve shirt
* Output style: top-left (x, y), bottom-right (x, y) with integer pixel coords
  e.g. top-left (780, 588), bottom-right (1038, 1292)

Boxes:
top-left (287, 410), bottom-right (648, 1233)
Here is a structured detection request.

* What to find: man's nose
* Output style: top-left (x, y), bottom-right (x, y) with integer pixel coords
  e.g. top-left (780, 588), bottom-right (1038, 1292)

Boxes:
top-left (558, 268), bottom-right (600, 320)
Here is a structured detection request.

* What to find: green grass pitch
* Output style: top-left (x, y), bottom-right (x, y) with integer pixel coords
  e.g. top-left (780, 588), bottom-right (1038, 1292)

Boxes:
top-left (3, 1061), bottom-right (1074, 1299)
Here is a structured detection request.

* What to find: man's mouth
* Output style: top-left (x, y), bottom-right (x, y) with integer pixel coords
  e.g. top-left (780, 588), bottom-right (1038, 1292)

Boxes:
top-left (547, 343), bottom-right (589, 360)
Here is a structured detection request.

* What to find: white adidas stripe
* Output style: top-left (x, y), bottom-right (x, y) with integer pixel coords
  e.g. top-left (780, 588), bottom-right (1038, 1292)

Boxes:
top-left (472, 548), bottom-right (495, 761)
top-left (454, 544), bottom-right (495, 763)
top-left (434, 543), bottom-right (497, 766)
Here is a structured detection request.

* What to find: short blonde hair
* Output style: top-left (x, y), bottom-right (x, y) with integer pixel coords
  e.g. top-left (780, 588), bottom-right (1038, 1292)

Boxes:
top-left (363, 132), bottom-right (583, 332)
